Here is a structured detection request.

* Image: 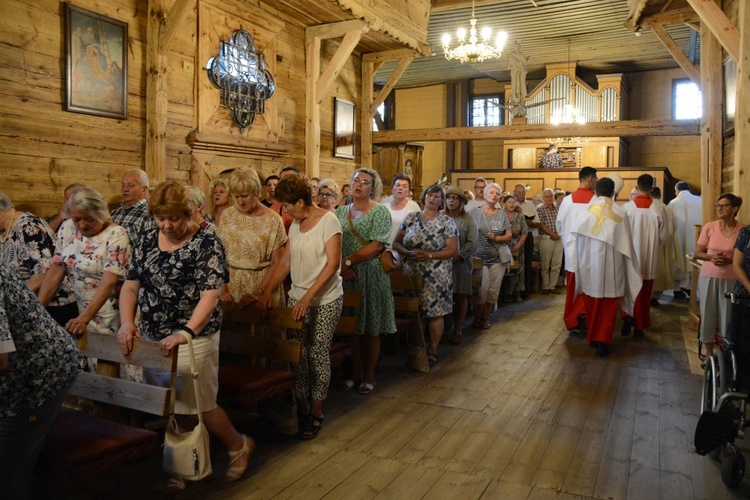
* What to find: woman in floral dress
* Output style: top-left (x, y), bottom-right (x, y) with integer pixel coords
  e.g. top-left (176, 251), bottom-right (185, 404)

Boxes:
top-left (117, 180), bottom-right (250, 492)
top-left (217, 167), bottom-right (287, 308)
top-left (38, 187), bottom-right (130, 337)
top-left (336, 168), bottom-right (396, 394)
top-left (0, 191), bottom-right (77, 325)
top-left (392, 184), bottom-right (458, 364)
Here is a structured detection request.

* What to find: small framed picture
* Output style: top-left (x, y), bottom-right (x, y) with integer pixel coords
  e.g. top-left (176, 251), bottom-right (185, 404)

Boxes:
top-left (64, 3), bottom-right (128, 119)
top-left (334, 97), bottom-right (355, 159)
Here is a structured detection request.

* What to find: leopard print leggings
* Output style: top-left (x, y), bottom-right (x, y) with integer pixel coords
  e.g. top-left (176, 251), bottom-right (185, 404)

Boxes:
top-left (286, 296), bottom-right (343, 401)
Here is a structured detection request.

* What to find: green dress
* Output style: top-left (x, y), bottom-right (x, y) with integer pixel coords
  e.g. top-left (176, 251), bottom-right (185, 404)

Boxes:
top-left (336, 203), bottom-right (396, 336)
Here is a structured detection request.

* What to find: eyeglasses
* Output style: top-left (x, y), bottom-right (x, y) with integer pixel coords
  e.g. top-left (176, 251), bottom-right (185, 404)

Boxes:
top-left (317, 192), bottom-right (335, 198)
top-left (715, 203), bottom-right (731, 209)
top-left (352, 178), bottom-right (371, 186)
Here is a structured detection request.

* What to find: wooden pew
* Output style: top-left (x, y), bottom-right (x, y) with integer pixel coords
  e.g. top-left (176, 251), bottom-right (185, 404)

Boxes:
top-left (390, 269), bottom-right (425, 346)
top-left (38, 332), bottom-right (177, 486)
top-left (329, 290), bottom-right (360, 367)
top-left (219, 305), bottom-right (302, 411)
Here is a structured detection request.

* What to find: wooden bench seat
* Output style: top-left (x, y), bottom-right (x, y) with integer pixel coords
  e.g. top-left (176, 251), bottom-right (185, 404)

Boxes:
top-left (37, 331), bottom-right (176, 486)
top-left (219, 305), bottom-right (302, 411)
top-left (329, 290), bottom-right (360, 367)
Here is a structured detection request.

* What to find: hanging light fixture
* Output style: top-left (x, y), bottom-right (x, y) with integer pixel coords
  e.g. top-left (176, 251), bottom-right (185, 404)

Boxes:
top-left (441, 0), bottom-right (507, 64)
top-left (546, 39), bottom-right (589, 146)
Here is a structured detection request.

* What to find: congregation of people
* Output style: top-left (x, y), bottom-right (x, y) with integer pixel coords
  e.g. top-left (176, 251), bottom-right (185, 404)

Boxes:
top-left (4, 162), bottom-right (750, 497)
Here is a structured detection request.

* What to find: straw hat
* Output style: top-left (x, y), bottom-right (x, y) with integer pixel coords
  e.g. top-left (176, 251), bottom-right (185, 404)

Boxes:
top-left (444, 185), bottom-right (468, 205)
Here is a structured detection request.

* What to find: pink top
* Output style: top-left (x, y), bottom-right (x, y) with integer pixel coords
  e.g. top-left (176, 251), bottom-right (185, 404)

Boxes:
top-left (697, 219), bottom-right (746, 279)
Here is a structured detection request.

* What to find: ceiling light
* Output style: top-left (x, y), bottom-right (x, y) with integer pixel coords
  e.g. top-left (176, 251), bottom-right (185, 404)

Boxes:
top-left (442, 0), bottom-right (507, 64)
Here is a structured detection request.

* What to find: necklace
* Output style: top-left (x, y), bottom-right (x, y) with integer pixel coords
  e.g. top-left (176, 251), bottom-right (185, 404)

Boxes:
top-left (1, 209), bottom-right (17, 244)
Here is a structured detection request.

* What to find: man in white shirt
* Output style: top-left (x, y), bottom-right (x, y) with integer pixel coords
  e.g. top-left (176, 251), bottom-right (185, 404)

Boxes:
top-left (667, 181), bottom-right (702, 297)
top-left (568, 177), bottom-right (642, 357)
top-left (465, 177), bottom-right (488, 212)
top-left (621, 174), bottom-right (668, 338)
top-left (513, 183), bottom-right (539, 298)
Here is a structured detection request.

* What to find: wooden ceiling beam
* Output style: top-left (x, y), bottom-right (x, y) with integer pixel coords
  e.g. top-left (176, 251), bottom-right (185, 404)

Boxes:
top-left (370, 57), bottom-right (413, 117)
top-left (686, 0), bottom-right (740, 60)
top-left (315, 27), bottom-right (368, 103)
top-left (639, 6), bottom-right (700, 29)
top-left (430, 0), bottom-right (503, 13)
top-left (306, 19), bottom-right (368, 40)
top-left (651, 25), bottom-right (701, 86)
top-left (363, 48), bottom-right (422, 64)
top-left (372, 119), bottom-right (699, 143)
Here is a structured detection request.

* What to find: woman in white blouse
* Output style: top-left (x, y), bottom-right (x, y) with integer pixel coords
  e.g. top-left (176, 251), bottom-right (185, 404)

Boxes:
top-left (256, 173), bottom-right (343, 439)
top-left (383, 173), bottom-right (421, 250)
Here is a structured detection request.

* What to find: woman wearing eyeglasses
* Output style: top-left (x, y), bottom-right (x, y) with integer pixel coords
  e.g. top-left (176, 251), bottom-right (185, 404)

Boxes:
top-left (695, 193), bottom-right (745, 357)
top-left (336, 168), bottom-right (396, 394)
top-left (316, 179), bottom-right (340, 213)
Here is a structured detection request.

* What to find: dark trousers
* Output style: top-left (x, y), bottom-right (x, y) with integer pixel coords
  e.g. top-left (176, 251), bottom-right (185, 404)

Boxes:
top-left (523, 234), bottom-right (535, 293)
top-left (0, 378), bottom-right (76, 500)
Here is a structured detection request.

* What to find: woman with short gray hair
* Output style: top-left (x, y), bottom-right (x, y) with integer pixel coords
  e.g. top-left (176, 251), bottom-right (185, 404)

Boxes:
top-left (38, 187), bottom-right (131, 338)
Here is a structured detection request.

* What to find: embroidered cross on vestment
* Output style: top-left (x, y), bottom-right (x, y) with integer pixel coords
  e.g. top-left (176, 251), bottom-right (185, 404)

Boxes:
top-left (588, 199), bottom-right (622, 235)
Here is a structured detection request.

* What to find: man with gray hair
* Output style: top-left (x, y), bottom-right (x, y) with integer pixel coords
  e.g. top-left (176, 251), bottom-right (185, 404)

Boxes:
top-left (537, 188), bottom-right (563, 294)
top-left (667, 180), bottom-right (701, 297)
top-left (110, 169), bottom-right (157, 243)
top-left (465, 177), bottom-right (488, 211)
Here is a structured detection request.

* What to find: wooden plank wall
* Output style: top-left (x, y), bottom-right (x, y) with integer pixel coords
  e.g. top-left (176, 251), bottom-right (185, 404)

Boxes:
top-left (0, 0), bottom-right (361, 218)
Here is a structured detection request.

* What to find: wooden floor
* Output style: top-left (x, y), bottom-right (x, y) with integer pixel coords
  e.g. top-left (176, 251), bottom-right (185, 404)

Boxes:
top-left (57, 292), bottom-right (750, 499)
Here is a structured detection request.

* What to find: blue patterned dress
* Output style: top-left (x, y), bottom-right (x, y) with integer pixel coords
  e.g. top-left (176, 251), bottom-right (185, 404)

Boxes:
top-left (400, 212), bottom-right (459, 317)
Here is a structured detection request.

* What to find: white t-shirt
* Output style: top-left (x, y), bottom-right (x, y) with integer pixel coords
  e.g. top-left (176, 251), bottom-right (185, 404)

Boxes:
top-left (288, 211), bottom-right (343, 306)
top-left (385, 199), bottom-right (421, 247)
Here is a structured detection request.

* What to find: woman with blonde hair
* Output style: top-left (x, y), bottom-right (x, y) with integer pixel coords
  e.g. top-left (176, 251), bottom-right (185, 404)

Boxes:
top-left (217, 167), bottom-right (287, 308)
top-left (206, 176), bottom-right (232, 226)
top-left (316, 178), bottom-right (340, 213)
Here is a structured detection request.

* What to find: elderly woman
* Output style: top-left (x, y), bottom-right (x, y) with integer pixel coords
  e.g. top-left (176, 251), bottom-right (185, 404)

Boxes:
top-left (185, 185), bottom-right (212, 228)
top-left (206, 176), bottom-right (231, 225)
top-left (117, 181), bottom-right (251, 492)
top-left (336, 168), bottom-right (396, 394)
top-left (695, 194), bottom-right (745, 357)
top-left (384, 174), bottom-right (421, 249)
top-left (316, 178), bottom-right (340, 213)
top-left (443, 186), bottom-right (477, 345)
top-left (393, 184), bottom-right (458, 363)
top-left (38, 187), bottom-right (131, 338)
top-left (468, 183), bottom-right (512, 329)
top-left (256, 174), bottom-right (343, 439)
top-left (217, 167), bottom-right (287, 308)
top-left (0, 191), bottom-right (78, 325)
top-left (503, 194), bottom-right (528, 303)
top-left (47, 183), bottom-right (86, 233)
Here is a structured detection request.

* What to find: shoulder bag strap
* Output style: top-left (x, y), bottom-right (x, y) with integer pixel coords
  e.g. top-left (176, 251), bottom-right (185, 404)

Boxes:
top-left (347, 205), bottom-right (369, 247)
top-left (173, 331), bottom-right (204, 424)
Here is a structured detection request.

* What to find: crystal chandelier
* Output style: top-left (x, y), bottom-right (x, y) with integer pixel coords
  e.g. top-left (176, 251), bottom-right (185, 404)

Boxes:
top-left (441, 0), bottom-right (507, 64)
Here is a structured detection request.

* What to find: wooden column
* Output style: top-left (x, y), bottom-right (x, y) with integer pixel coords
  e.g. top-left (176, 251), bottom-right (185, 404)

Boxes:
top-left (146, 0), bottom-right (169, 183)
top-left (737, 2), bottom-right (750, 223)
top-left (305, 36), bottom-right (322, 178)
top-left (700, 14), bottom-right (723, 223)
top-left (459, 79), bottom-right (470, 169)
top-left (361, 60), bottom-right (374, 169)
top-left (445, 83), bottom-right (456, 170)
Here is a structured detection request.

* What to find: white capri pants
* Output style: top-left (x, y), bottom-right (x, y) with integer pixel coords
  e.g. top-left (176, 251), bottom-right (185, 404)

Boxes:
top-left (479, 262), bottom-right (508, 305)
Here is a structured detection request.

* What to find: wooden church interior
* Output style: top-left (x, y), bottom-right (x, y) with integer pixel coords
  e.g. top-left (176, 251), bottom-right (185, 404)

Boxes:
top-left (3, 0), bottom-right (750, 497)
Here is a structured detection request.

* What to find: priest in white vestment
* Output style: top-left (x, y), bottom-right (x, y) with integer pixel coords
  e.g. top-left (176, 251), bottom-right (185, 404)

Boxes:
top-left (668, 181), bottom-right (702, 294)
top-left (650, 187), bottom-right (682, 303)
top-left (621, 174), bottom-right (668, 337)
top-left (568, 177), bottom-right (642, 357)
top-left (556, 166), bottom-right (598, 335)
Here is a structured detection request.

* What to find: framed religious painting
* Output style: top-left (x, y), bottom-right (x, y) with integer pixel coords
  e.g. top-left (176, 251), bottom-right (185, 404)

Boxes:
top-left (334, 97), bottom-right (355, 159)
top-left (64, 3), bottom-right (128, 119)
top-left (724, 56), bottom-right (736, 136)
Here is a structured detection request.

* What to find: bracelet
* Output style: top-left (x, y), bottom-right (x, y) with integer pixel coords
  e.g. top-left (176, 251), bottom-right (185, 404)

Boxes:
top-left (181, 326), bottom-right (196, 339)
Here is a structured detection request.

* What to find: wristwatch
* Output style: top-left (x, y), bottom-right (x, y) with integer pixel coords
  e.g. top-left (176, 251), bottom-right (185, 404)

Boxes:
top-left (345, 258), bottom-right (352, 267)
top-left (428, 253), bottom-right (433, 259)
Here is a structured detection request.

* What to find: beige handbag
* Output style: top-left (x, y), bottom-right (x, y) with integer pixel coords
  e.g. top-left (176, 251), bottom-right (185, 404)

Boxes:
top-left (162, 332), bottom-right (213, 480)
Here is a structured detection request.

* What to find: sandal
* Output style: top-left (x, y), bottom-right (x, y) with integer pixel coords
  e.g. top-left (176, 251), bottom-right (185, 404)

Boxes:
top-left (301, 415), bottom-right (324, 439)
top-left (341, 379), bottom-right (355, 391)
top-left (450, 333), bottom-right (462, 345)
top-left (471, 318), bottom-right (482, 329)
top-left (357, 382), bottom-right (375, 395)
top-left (481, 320), bottom-right (491, 329)
top-left (166, 475), bottom-right (186, 494)
top-left (225, 434), bottom-right (254, 483)
top-left (428, 354), bottom-right (438, 365)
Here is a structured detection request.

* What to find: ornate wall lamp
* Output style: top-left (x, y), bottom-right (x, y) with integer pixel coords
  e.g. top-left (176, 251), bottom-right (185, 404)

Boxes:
top-left (205, 29), bottom-right (275, 131)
